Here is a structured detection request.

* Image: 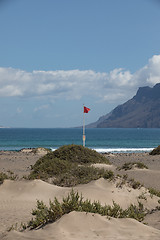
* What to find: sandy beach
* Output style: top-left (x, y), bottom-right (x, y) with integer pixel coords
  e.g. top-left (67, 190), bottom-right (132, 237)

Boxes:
top-left (0, 149), bottom-right (160, 239)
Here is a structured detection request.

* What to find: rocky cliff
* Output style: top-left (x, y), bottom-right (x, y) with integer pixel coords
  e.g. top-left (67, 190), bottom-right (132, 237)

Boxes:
top-left (89, 83), bottom-right (160, 128)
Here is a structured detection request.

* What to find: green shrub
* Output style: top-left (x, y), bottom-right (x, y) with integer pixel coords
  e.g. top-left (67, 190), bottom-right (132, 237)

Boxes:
top-left (103, 170), bottom-right (114, 180)
top-left (118, 162), bottom-right (148, 171)
top-left (29, 200), bottom-right (50, 228)
top-left (148, 188), bottom-right (160, 198)
top-left (50, 144), bottom-right (110, 164)
top-left (0, 172), bottom-right (8, 184)
top-left (28, 158), bottom-right (73, 180)
top-left (135, 162), bottom-right (148, 169)
top-left (138, 192), bottom-right (147, 201)
top-left (116, 175), bottom-right (142, 190)
top-left (52, 166), bottom-right (114, 187)
top-left (0, 171), bottom-right (17, 184)
top-left (28, 190), bottom-right (147, 229)
top-left (123, 202), bottom-right (145, 222)
top-left (149, 145), bottom-right (160, 155)
top-left (128, 179), bottom-right (142, 189)
top-left (28, 144), bottom-right (111, 186)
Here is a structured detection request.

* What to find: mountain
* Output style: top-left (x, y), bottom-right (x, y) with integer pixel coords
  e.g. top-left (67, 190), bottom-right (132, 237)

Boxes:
top-left (86, 112), bottom-right (113, 128)
top-left (88, 83), bottom-right (160, 128)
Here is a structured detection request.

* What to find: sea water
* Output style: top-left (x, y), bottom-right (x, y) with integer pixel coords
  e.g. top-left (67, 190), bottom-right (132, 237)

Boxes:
top-left (0, 128), bottom-right (160, 153)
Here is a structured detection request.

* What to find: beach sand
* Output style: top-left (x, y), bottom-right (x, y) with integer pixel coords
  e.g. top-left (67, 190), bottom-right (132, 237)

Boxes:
top-left (0, 150), bottom-right (160, 239)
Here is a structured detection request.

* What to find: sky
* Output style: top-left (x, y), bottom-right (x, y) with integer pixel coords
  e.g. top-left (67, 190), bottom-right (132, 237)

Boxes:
top-left (0, 0), bottom-right (160, 128)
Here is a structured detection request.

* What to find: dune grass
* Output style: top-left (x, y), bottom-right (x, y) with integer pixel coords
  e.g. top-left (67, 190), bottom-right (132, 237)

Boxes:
top-left (0, 172), bottom-right (9, 184)
top-left (28, 144), bottom-right (112, 186)
top-left (27, 189), bottom-right (147, 229)
top-left (51, 144), bottom-right (110, 164)
top-left (116, 174), bottom-right (142, 189)
top-left (118, 162), bottom-right (148, 171)
top-left (0, 171), bottom-right (17, 184)
top-left (148, 188), bottom-right (160, 198)
top-left (149, 145), bottom-right (160, 155)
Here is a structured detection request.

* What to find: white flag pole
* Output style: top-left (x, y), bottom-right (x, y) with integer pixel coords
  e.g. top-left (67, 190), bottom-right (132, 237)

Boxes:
top-left (83, 104), bottom-right (85, 147)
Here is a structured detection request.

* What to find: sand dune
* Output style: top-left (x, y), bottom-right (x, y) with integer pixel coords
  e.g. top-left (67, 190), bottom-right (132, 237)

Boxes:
top-left (0, 151), bottom-right (160, 239)
top-left (106, 152), bottom-right (160, 191)
top-left (0, 178), bottom-right (160, 239)
top-left (0, 179), bottom-right (70, 201)
top-left (0, 180), bottom-right (70, 234)
top-left (118, 169), bottom-right (160, 190)
top-left (3, 212), bottom-right (160, 240)
top-left (76, 178), bottom-right (160, 210)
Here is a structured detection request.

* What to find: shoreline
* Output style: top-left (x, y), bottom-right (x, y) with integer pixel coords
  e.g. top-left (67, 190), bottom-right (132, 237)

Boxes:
top-left (0, 147), bottom-right (155, 153)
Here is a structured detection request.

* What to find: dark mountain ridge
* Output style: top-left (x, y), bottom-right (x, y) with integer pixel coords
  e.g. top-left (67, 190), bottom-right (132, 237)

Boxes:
top-left (88, 83), bottom-right (160, 128)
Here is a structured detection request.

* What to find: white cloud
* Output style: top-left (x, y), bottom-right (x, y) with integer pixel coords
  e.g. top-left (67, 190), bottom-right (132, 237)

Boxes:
top-left (106, 68), bottom-right (133, 87)
top-left (34, 104), bottom-right (49, 112)
top-left (103, 92), bottom-right (126, 102)
top-left (0, 85), bottom-right (23, 97)
top-left (0, 55), bottom-right (160, 103)
top-left (133, 55), bottom-right (160, 86)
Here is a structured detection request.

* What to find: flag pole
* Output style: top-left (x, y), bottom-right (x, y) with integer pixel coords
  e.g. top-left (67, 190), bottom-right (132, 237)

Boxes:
top-left (83, 104), bottom-right (85, 147)
top-left (83, 105), bottom-right (90, 147)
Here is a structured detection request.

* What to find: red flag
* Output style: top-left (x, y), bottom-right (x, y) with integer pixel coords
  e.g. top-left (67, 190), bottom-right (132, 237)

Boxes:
top-left (84, 106), bottom-right (91, 113)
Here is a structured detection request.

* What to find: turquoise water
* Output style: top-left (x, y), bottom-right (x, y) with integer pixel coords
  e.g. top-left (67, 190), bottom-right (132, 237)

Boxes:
top-left (0, 128), bottom-right (160, 152)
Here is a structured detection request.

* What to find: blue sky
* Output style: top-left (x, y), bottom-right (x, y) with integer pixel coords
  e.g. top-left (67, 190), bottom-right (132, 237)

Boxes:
top-left (0, 0), bottom-right (160, 127)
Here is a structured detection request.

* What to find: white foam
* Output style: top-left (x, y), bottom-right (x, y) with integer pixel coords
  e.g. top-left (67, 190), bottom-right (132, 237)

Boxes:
top-left (51, 147), bottom-right (154, 153)
top-left (51, 148), bottom-right (57, 152)
top-left (93, 148), bottom-right (154, 153)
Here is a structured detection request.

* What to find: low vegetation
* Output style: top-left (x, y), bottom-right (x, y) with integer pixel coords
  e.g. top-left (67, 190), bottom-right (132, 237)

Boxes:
top-left (31, 147), bottom-right (52, 154)
top-left (118, 162), bottom-right (148, 171)
top-left (116, 174), bottom-right (142, 189)
top-left (0, 172), bottom-right (8, 184)
top-left (52, 166), bottom-right (114, 187)
top-left (129, 178), bottom-right (142, 189)
top-left (138, 192), bottom-right (147, 201)
top-left (45, 144), bottom-right (110, 164)
top-left (148, 188), bottom-right (160, 198)
top-left (27, 190), bottom-right (147, 229)
top-left (20, 147), bottom-right (51, 154)
top-left (149, 145), bottom-right (160, 155)
top-left (28, 144), bottom-right (112, 186)
top-left (0, 171), bottom-right (17, 184)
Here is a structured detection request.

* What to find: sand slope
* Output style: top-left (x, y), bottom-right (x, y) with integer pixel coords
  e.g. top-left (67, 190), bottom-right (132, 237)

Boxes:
top-left (0, 151), bottom-right (160, 239)
top-left (0, 178), bottom-right (160, 240)
top-left (0, 180), bottom-right (70, 233)
top-left (106, 152), bottom-right (160, 191)
top-left (3, 212), bottom-right (160, 240)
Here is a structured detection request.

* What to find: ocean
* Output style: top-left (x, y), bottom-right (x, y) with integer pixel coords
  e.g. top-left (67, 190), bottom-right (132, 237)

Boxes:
top-left (0, 128), bottom-right (160, 153)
